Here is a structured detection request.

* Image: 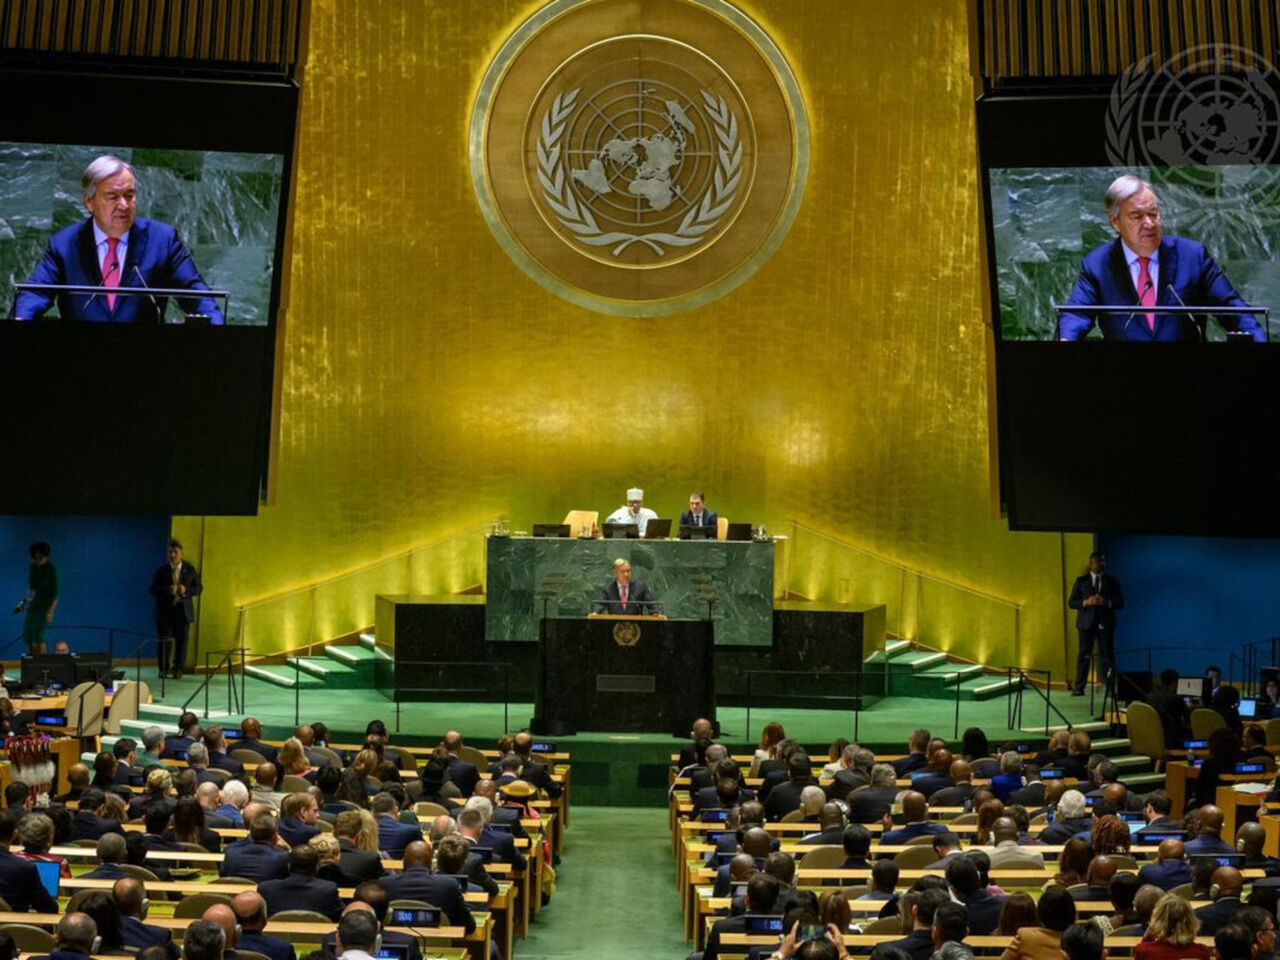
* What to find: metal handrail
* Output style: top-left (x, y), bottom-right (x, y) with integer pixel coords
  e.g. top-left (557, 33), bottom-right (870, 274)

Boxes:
top-left (183, 646), bottom-right (247, 718)
top-left (744, 669), bottom-right (865, 742)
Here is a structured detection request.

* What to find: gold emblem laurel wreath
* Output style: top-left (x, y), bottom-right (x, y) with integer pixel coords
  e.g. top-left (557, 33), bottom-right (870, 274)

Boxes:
top-left (536, 87), bottom-right (743, 257)
top-left (1104, 55), bottom-right (1155, 166)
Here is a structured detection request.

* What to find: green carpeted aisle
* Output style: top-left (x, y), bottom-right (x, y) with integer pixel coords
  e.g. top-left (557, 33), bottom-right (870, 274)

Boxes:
top-left (519, 807), bottom-right (687, 960)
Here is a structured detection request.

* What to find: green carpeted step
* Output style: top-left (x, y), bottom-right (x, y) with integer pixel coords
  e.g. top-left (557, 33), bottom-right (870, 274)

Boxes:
top-left (326, 642), bottom-right (387, 664)
top-left (917, 663), bottom-right (986, 684)
top-left (286, 656), bottom-right (368, 688)
top-left (1020, 720), bottom-right (1112, 736)
top-left (244, 663), bottom-right (324, 689)
top-left (1121, 772), bottom-right (1166, 790)
top-left (1091, 738), bottom-right (1132, 755)
top-left (957, 674), bottom-right (1022, 700)
top-left (890, 661), bottom-right (987, 697)
top-left (886, 650), bottom-right (949, 673)
top-left (1109, 754), bottom-right (1151, 771)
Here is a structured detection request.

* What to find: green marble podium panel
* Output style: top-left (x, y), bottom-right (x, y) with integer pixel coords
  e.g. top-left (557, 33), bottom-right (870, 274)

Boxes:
top-left (485, 536), bottom-right (775, 646)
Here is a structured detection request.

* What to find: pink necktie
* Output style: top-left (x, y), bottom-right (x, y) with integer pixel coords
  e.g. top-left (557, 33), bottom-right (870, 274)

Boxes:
top-left (1137, 256), bottom-right (1155, 331)
top-left (620, 585), bottom-right (628, 612)
top-left (104, 237), bottom-right (121, 310)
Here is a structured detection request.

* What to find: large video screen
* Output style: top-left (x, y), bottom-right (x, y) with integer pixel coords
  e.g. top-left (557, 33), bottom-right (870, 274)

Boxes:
top-left (0, 68), bottom-right (296, 515)
top-left (979, 88), bottom-right (1280, 537)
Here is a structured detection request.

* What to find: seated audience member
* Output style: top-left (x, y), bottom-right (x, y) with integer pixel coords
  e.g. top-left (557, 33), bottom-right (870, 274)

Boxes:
top-left (114, 877), bottom-right (178, 960)
top-left (1215, 922), bottom-right (1258, 960)
top-left (203, 727), bottom-right (246, 776)
top-left (76, 890), bottom-right (129, 956)
top-left (472, 778), bottom-right (528, 840)
top-left (860, 861), bottom-right (902, 920)
top-left (825, 744), bottom-right (868, 800)
top-left (251, 762), bottom-right (288, 809)
top-left (1233, 906), bottom-right (1277, 960)
top-left (70, 787), bottom-right (125, 841)
top-left (750, 722), bottom-right (786, 777)
top-left (196, 782), bottom-right (232, 829)
top-left (996, 892), bottom-right (1037, 937)
top-left (679, 717), bottom-right (718, 769)
top-left (1130, 884), bottom-right (1164, 934)
top-left (140, 802), bottom-right (178, 851)
top-left (1137, 789), bottom-right (1182, 835)
top-left (1093, 872), bottom-right (1142, 934)
top-left (838, 823), bottom-right (872, 870)
top-left (380, 839), bottom-right (475, 932)
top-left (319, 895), bottom-right (423, 960)
top-left (798, 802), bottom-right (847, 845)
top-left (870, 886), bottom-right (950, 960)
top-left (232, 891), bottom-right (295, 960)
top-left (1038, 790), bottom-right (1091, 844)
top-left (373, 791), bottom-right (423, 856)
top-left (714, 827), bottom-right (771, 895)
top-left (111, 738), bottom-right (140, 785)
top-left (986, 816), bottom-right (1044, 868)
top-left (848, 763), bottom-right (901, 823)
top-left (1007, 766), bottom-right (1045, 808)
top-left (135, 726), bottom-right (167, 769)
top-left (277, 737), bottom-right (315, 783)
top-left (1059, 921), bottom-right (1105, 960)
top-left (306, 833), bottom-right (353, 887)
top-left (91, 752), bottom-right (120, 792)
top-left (440, 730), bottom-right (479, 797)
top-left (892, 729), bottom-right (932, 777)
top-left (930, 759), bottom-right (976, 808)
top-left (1237, 822), bottom-right (1280, 876)
top-left (279, 793), bottom-right (322, 847)
top-left (1194, 866), bottom-right (1245, 935)
top-left (0, 809), bottom-right (59, 911)
top-left (1194, 728), bottom-right (1243, 808)
top-left (416, 756), bottom-right (459, 812)
top-left (124, 831), bottom-right (174, 882)
top-left (973, 799), bottom-right (1005, 846)
top-left (259, 845), bottom-right (343, 922)
top-left (238, 717), bottom-right (278, 762)
top-left (15, 812), bottom-right (70, 877)
top-left (1137, 838), bottom-right (1192, 891)
top-left (990, 752), bottom-right (1025, 802)
top-left (945, 855), bottom-right (1005, 936)
top-left (55, 763), bottom-right (90, 804)
top-left (999, 884), bottom-right (1075, 960)
top-left (83, 832), bottom-right (129, 879)
top-left (43, 913), bottom-right (101, 960)
top-left (182, 919), bottom-right (226, 960)
top-left (882, 791), bottom-right (945, 844)
top-left (185, 743), bottom-right (224, 786)
top-left (166, 795), bottom-right (221, 852)
top-left (764, 752), bottom-right (819, 821)
top-left (910, 748), bottom-right (954, 798)
top-left (437, 832), bottom-right (497, 897)
top-left (215, 780), bottom-right (250, 827)
top-left (1091, 813), bottom-right (1132, 856)
top-left (1071, 856), bottom-right (1119, 902)
top-left (162, 712), bottom-right (202, 759)
top-left (2, 781), bottom-right (31, 825)
top-left (1243, 725), bottom-right (1271, 761)
top-left (220, 813), bottom-right (289, 882)
top-left (459, 802), bottom-right (525, 868)
top-left (703, 873), bottom-right (783, 960)
top-left (1185, 804), bottom-right (1236, 856)
top-left (927, 832), bottom-right (965, 870)
top-left (332, 810), bottom-right (385, 881)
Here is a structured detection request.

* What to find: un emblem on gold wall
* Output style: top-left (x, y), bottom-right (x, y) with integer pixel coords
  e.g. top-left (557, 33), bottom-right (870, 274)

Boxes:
top-left (470, 0), bottom-right (809, 316)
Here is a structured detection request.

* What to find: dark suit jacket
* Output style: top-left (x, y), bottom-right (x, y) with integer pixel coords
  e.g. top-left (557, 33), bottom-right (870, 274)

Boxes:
top-left (208, 752), bottom-right (246, 777)
top-left (1137, 859), bottom-right (1193, 891)
top-left (891, 753), bottom-right (927, 776)
top-left (161, 828), bottom-right (221, 853)
top-left (259, 873), bottom-right (343, 921)
top-left (16, 217), bottom-right (224, 323)
top-left (337, 839), bottom-right (386, 882)
top-left (220, 839), bottom-right (289, 882)
top-left (82, 862), bottom-right (127, 880)
top-left (516, 758), bottom-right (563, 798)
top-left (797, 825), bottom-right (845, 846)
top-left (377, 815), bottom-right (424, 857)
top-left (1059, 236), bottom-right (1264, 341)
top-left (381, 867), bottom-right (475, 931)
top-left (592, 578), bottom-right (658, 615)
top-left (964, 889), bottom-right (1008, 935)
top-left (1185, 834), bottom-right (1236, 856)
top-left (679, 508), bottom-right (719, 530)
top-left (1058, 754), bottom-right (1089, 779)
top-left (826, 768), bottom-right (868, 801)
top-left (870, 929), bottom-right (934, 960)
top-left (238, 738), bottom-right (279, 763)
top-left (460, 852), bottom-right (498, 896)
top-left (847, 786), bottom-right (899, 823)
top-left (0, 848), bottom-right (59, 912)
top-left (881, 821), bottom-right (945, 845)
top-left (122, 916), bottom-right (178, 960)
top-left (929, 783), bottom-right (975, 808)
top-left (1069, 572), bottom-right (1124, 632)
top-left (148, 561), bottom-right (203, 625)
top-left (161, 736), bottom-right (195, 759)
top-left (909, 772), bottom-right (952, 798)
top-left (763, 778), bottom-right (818, 820)
top-left (237, 931), bottom-right (295, 960)
top-left (1039, 817), bottom-right (1094, 844)
top-left (478, 826), bottom-right (526, 868)
top-left (1147, 686), bottom-right (1190, 745)
top-left (70, 811), bottom-right (125, 842)
top-left (1008, 782), bottom-right (1046, 807)
top-left (278, 818), bottom-right (321, 848)
top-left (1195, 896), bottom-right (1245, 935)
top-left (444, 755), bottom-right (479, 798)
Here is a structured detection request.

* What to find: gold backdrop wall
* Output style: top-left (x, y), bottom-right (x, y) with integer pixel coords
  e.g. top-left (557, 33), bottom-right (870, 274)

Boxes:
top-left (176, 0), bottom-right (1092, 678)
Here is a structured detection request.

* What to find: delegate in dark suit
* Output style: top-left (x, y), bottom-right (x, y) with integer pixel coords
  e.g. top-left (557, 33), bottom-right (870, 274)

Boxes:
top-left (121, 916), bottom-right (179, 960)
top-left (591, 578), bottom-right (658, 615)
top-left (1068, 561), bottom-right (1123, 693)
top-left (679, 508), bottom-right (719, 530)
top-left (1137, 859), bottom-right (1193, 891)
top-left (237, 932), bottom-right (295, 960)
top-left (443, 755), bottom-right (479, 798)
top-left (381, 867), bottom-right (475, 932)
top-left (0, 848), bottom-right (59, 912)
top-left (15, 217), bottom-right (223, 323)
top-left (220, 839), bottom-right (289, 883)
top-left (847, 786), bottom-right (899, 824)
top-left (336, 839), bottom-right (385, 882)
top-left (259, 873), bottom-right (343, 921)
top-left (1058, 236), bottom-right (1263, 341)
top-left (149, 552), bottom-right (203, 676)
top-left (479, 825), bottom-right (526, 869)
top-left (377, 816), bottom-right (424, 858)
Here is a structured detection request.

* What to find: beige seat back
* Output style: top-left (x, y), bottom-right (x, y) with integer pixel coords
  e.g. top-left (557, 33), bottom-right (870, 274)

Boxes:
top-left (64, 680), bottom-right (106, 736)
top-left (563, 510), bottom-right (598, 538)
top-left (105, 680), bottom-right (150, 735)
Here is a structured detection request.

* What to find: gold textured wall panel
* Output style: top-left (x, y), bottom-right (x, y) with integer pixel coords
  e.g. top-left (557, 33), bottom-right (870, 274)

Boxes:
top-left (176, 0), bottom-right (1092, 679)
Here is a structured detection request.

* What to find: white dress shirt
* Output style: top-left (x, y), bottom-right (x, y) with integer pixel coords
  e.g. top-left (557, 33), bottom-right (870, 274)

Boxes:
top-left (92, 221), bottom-right (128, 279)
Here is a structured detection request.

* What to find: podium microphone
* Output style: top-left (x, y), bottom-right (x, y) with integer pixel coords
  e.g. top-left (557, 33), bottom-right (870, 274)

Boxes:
top-left (133, 266), bottom-right (162, 320)
top-left (1123, 276), bottom-right (1153, 338)
top-left (1166, 285), bottom-right (1205, 342)
top-left (85, 260), bottom-right (118, 308)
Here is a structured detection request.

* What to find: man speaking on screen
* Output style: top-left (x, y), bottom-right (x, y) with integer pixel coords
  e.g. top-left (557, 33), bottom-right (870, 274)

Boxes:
top-left (13, 155), bottom-right (224, 324)
top-left (1057, 174), bottom-right (1263, 342)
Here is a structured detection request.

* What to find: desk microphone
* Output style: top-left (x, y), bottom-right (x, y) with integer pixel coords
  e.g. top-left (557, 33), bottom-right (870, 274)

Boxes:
top-left (85, 260), bottom-right (118, 308)
top-left (1123, 276), bottom-right (1153, 338)
top-left (133, 266), bottom-right (162, 320)
top-left (1166, 284), bottom-right (1205, 342)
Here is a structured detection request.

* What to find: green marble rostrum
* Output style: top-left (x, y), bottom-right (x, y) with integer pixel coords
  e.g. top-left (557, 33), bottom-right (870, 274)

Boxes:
top-left (0, 142), bottom-right (283, 325)
top-left (990, 165), bottom-right (1280, 341)
top-left (485, 536), bottom-right (775, 646)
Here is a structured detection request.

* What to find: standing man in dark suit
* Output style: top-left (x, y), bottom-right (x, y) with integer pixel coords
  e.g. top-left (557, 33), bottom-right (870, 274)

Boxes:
top-left (14, 155), bottom-right (223, 324)
top-left (1069, 552), bottom-right (1124, 695)
top-left (591, 558), bottom-right (659, 615)
top-left (1058, 175), bottom-right (1264, 341)
top-left (259, 846), bottom-right (343, 922)
top-left (149, 539), bottom-right (202, 679)
top-left (679, 491), bottom-right (719, 532)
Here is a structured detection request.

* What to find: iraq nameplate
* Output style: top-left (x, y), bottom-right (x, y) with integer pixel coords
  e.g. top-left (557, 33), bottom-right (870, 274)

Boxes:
top-left (470, 0), bottom-right (809, 316)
